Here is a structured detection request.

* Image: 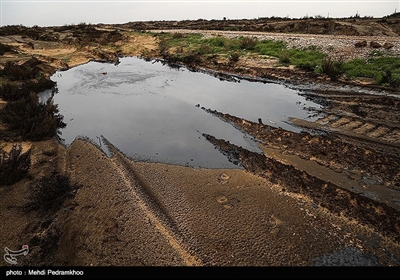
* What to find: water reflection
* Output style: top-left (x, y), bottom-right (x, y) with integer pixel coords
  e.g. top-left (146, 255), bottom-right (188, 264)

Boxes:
top-left (48, 57), bottom-right (322, 168)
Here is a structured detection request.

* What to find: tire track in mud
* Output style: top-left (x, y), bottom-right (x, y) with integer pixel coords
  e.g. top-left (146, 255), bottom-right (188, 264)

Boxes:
top-left (101, 137), bottom-right (202, 266)
top-left (203, 108), bottom-right (400, 190)
top-left (300, 91), bottom-right (400, 145)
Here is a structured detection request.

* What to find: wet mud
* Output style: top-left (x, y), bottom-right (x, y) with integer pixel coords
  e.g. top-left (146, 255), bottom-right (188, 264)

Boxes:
top-left (202, 132), bottom-right (400, 242)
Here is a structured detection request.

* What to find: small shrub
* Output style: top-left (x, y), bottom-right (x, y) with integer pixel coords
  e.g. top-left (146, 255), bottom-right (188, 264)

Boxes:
top-left (229, 52), bottom-right (240, 63)
top-left (321, 57), bottom-right (344, 81)
top-left (26, 78), bottom-right (56, 94)
top-left (0, 93), bottom-right (66, 140)
top-left (297, 61), bottom-right (318, 71)
top-left (0, 143), bottom-right (31, 186)
top-left (172, 32), bottom-right (185, 39)
top-left (239, 36), bottom-right (258, 50)
top-left (0, 82), bottom-right (30, 101)
top-left (24, 174), bottom-right (79, 216)
top-left (278, 51), bottom-right (291, 64)
top-left (0, 78), bottom-right (55, 101)
top-left (389, 72), bottom-right (400, 87)
top-left (377, 68), bottom-right (392, 85)
top-left (3, 57), bottom-right (42, 81)
top-left (178, 52), bottom-right (203, 65)
top-left (205, 36), bottom-right (240, 51)
top-left (254, 40), bottom-right (286, 57)
top-left (197, 43), bottom-right (213, 55)
top-left (158, 37), bottom-right (169, 57)
top-left (0, 43), bottom-right (14, 55)
top-left (209, 36), bottom-right (228, 47)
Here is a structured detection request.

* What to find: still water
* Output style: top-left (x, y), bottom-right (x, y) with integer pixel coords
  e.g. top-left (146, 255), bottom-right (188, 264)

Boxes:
top-left (43, 57), bottom-right (322, 168)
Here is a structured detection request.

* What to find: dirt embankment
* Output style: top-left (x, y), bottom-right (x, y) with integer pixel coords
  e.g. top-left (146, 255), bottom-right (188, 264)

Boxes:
top-left (1, 19), bottom-right (400, 267)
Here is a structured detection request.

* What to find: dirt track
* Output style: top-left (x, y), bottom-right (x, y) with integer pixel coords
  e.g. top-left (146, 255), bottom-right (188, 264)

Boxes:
top-left (1, 19), bottom-right (400, 268)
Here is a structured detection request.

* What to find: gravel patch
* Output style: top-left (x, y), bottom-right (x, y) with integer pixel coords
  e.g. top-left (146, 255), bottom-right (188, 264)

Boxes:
top-left (153, 29), bottom-right (400, 61)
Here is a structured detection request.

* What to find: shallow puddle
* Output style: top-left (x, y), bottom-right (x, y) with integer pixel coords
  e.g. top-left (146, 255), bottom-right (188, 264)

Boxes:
top-left (42, 57), bottom-right (322, 168)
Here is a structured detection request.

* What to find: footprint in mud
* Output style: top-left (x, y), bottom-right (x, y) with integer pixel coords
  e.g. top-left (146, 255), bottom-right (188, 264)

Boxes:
top-left (217, 173), bottom-right (230, 184)
top-left (268, 214), bottom-right (283, 236)
top-left (216, 195), bottom-right (233, 209)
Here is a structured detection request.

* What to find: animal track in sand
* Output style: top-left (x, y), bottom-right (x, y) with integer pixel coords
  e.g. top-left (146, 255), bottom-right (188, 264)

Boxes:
top-left (215, 195), bottom-right (234, 209)
top-left (217, 173), bottom-right (230, 184)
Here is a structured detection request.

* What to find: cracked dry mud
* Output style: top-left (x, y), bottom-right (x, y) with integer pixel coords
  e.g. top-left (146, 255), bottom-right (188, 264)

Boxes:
top-left (1, 20), bottom-right (400, 267)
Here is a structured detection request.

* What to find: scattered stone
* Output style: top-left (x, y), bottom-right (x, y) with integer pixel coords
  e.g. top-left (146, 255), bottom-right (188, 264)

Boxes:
top-left (354, 40), bottom-right (367, 48)
top-left (369, 41), bottom-right (382, 48)
top-left (383, 42), bottom-right (394, 49)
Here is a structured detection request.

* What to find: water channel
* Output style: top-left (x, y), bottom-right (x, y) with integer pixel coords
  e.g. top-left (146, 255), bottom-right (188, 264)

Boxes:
top-left (41, 56), bottom-right (323, 169)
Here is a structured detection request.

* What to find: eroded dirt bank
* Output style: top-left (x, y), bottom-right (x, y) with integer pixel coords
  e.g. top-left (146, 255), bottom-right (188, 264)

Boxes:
top-left (1, 19), bottom-right (400, 267)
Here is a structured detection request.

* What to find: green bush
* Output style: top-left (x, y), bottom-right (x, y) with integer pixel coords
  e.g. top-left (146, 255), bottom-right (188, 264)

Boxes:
top-left (0, 143), bottom-right (31, 186)
top-left (254, 40), bottom-right (286, 57)
top-left (288, 47), bottom-right (325, 70)
top-left (343, 55), bottom-right (400, 86)
top-left (278, 51), bottom-right (291, 64)
top-left (207, 36), bottom-right (229, 47)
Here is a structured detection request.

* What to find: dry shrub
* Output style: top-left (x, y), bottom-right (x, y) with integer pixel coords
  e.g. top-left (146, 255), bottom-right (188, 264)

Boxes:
top-left (0, 144), bottom-right (31, 186)
top-left (0, 92), bottom-right (66, 140)
top-left (24, 174), bottom-right (79, 216)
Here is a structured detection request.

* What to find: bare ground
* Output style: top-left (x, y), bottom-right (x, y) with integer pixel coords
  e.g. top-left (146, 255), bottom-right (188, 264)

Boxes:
top-left (1, 19), bottom-right (400, 268)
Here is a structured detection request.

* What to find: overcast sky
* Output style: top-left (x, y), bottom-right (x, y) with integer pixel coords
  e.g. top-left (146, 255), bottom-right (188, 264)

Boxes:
top-left (1, 0), bottom-right (399, 27)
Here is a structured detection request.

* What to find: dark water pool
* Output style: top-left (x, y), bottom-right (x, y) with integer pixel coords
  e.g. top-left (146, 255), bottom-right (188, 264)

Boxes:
top-left (41, 57), bottom-right (322, 168)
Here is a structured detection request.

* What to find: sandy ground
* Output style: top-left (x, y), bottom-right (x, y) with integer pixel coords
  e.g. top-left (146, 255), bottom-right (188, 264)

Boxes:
top-left (2, 137), bottom-right (398, 268)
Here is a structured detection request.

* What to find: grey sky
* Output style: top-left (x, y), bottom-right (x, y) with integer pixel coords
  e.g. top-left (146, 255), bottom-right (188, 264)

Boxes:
top-left (1, 0), bottom-right (399, 27)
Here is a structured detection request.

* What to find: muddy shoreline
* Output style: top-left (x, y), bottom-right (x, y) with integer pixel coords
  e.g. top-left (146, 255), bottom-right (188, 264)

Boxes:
top-left (1, 21), bottom-right (400, 267)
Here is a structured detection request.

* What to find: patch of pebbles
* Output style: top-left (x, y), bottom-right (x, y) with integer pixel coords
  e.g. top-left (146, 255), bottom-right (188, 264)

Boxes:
top-left (153, 29), bottom-right (400, 61)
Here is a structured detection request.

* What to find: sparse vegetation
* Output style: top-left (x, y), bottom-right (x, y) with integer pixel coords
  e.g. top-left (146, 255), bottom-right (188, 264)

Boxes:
top-left (2, 57), bottom-right (44, 81)
top-left (0, 143), bottom-right (31, 186)
top-left (229, 52), bottom-right (240, 63)
top-left (156, 33), bottom-right (400, 87)
top-left (0, 79), bottom-right (55, 101)
top-left (343, 53), bottom-right (400, 87)
top-left (0, 82), bottom-right (31, 101)
top-left (0, 92), bottom-right (66, 140)
top-left (239, 36), bottom-right (258, 50)
top-left (320, 56), bottom-right (344, 81)
top-left (159, 34), bottom-right (327, 72)
top-left (0, 43), bottom-right (15, 55)
top-left (278, 50), bottom-right (291, 64)
top-left (24, 174), bottom-right (79, 216)
top-left (0, 54), bottom-right (65, 141)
